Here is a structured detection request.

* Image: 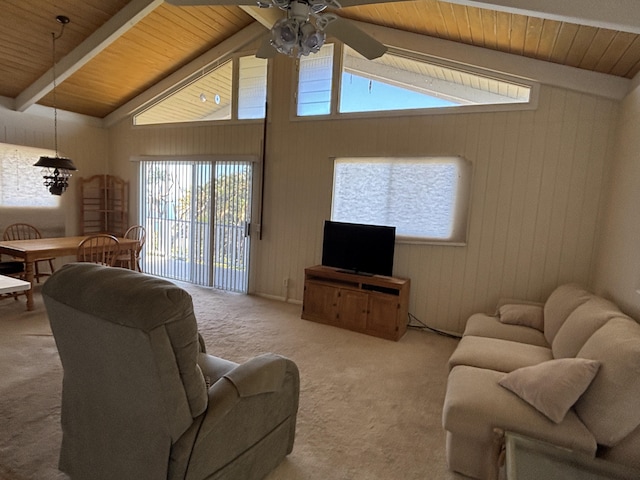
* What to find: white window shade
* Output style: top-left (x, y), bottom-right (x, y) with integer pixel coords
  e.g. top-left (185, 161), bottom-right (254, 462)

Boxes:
top-left (297, 44), bottom-right (334, 116)
top-left (332, 157), bottom-right (472, 243)
top-left (0, 143), bottom-right (59, 207)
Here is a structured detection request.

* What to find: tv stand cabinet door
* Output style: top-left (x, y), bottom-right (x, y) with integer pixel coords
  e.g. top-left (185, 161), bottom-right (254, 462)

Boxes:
top-left (302, 281), bottom-right (339, 325)
top-left (367, 294), bottom-right (402, 340)
top-left (336, 289), bottom-right (368, 332)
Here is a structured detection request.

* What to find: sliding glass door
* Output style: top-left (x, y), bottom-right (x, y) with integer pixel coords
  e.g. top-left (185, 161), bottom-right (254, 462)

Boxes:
top-left (139, 158), bottom-right (252, 292)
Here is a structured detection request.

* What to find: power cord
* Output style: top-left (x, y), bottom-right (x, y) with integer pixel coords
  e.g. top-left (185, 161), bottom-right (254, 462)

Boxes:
top-left (407, 312), bottom-right (461, 339)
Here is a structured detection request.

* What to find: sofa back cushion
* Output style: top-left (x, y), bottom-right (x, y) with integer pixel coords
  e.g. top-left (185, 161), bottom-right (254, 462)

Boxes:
top-left (543, 284), bottom-right (592, 345)
top-left (575, 317), bottom-right (640, 446)
top-left (552, 296), bottom-right (627, 359)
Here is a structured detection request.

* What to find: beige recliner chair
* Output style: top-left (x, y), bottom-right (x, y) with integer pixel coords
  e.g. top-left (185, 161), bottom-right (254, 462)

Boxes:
top-left (42, 263), bottom-right (300, 480)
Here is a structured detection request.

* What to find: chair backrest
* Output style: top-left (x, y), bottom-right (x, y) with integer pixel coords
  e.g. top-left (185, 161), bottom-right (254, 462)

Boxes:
top-left (77, 234), bottom-right (120, 266)
top-left (3, 223), bottom-right (42, 241)
top-left (124, 225), bottom-right (146, 254)
top-left (42, 263), bottom-right (207, 480)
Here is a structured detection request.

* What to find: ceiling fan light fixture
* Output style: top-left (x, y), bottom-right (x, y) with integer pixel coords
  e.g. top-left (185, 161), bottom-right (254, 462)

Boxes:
top-left (271, 18), bottom-right (299, 55)
top-left (299, 21), bottom-right (325, 55)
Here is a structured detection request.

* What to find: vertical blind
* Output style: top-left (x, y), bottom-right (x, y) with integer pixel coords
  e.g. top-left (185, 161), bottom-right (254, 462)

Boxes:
top-left (140, 160), bottom-right (212, 284)
top-left (139, 159), bottom-right (252, 292)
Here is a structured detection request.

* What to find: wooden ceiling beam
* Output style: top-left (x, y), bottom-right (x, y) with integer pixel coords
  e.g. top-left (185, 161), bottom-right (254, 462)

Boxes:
top-left (15, 0), bottom-right (163, 113)
top-left (439, 0), bottom-right (640, 34)
top-left (440, 0), bottom-right (640, 34)
top-left (238, 5), bottom-right (283, 29)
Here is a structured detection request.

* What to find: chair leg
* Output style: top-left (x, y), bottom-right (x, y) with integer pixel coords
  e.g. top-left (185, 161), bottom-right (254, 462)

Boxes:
top-left (35, 262), bottom-right (41, 284)
top-left (48, 258), bottom-right (55, 274)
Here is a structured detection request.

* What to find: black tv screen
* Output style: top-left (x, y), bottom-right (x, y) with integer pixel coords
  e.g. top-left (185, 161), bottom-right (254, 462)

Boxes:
top-left (321, 221), bottom-right (396, 276)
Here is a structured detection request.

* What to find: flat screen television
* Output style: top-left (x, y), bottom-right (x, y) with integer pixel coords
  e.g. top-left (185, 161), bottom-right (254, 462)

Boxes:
top-left (321, 220), bottom-right (396, 276)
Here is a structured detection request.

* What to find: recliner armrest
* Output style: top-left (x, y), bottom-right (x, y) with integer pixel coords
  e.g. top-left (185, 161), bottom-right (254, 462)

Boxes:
top-left (223, 353), bottom-right (288, 397)
top-left (200, 353), bottom-right (298, 426)
top-left (198, 353), bottom-right (239, 387)
top-left (180, 354), bottom-right (300, 480)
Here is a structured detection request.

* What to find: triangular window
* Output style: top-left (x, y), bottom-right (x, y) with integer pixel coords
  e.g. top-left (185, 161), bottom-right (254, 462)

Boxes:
top-left (134, 55), bottom-right (267, 126)
top-left (297, 45), bottom-right (533, 117)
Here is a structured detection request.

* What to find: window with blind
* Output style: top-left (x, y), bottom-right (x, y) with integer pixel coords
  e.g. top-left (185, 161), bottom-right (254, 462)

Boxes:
top-left (297, 44), bottom-right (334, 116)
top-left (139, 158), bottom-right (253, 292)
top-left (331, 156), bottom-right (472, 244)
top-left (0, 142), bottom-right (59, 207)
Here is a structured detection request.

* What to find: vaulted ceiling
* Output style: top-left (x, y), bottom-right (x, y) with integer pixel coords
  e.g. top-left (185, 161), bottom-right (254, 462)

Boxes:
top-left (1, 0), bottom-right (639, 121)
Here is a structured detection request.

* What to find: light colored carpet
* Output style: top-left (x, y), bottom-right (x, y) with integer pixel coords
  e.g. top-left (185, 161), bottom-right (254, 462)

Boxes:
top-left (0, 281), bottom-right (465, 480)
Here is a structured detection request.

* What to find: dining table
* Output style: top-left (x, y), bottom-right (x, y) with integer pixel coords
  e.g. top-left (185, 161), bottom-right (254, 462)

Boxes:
top-left (0, 235), bottom-right (139, 311)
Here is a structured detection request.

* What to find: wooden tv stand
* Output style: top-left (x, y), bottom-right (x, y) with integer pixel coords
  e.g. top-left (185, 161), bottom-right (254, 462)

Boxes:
top-left (301, 265), bottom-right (410, 341)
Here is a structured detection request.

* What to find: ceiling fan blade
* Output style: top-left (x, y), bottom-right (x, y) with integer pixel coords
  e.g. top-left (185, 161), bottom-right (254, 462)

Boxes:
top-left (324, 16), bottom-right (387, 60)
top-left (166, 0), bottom-right (258, 6)
top-left (256, 35), bottom-right (278, 58)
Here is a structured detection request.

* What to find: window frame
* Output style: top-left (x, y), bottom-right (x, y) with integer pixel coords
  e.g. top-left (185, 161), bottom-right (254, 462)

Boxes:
top-left (293, 43), bottom-right (539, 122)
top-left (0, 142), bottom-right (61, 208)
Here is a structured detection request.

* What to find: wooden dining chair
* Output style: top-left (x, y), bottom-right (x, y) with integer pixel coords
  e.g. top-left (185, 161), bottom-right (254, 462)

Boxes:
top-left (2, 223), bottom-right (56, 283)
top-left (114, 225), bottom-right (146, 272)
top-left (77, 235), bottom-right (120, 267)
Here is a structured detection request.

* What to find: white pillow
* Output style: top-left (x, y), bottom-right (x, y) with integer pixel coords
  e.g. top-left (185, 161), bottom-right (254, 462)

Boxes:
top-left (498, 358), bottom-right (600, 423)
top-left (498, 304), bottom-right (544, 331)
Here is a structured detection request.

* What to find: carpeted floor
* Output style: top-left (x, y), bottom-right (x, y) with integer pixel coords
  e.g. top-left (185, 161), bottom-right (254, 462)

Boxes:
top-left (0, 281), bottom-right (465, 480)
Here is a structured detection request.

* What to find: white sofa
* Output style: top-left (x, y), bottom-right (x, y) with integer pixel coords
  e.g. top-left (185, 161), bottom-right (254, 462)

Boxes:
top-left (442, 284), bottom-right (640, 479)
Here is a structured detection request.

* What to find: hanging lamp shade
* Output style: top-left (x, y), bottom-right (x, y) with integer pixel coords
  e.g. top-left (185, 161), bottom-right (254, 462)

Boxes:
top-left (34, 156), bottom-right (77, 171)
top-left (34, 155), bottom-right (77, 196)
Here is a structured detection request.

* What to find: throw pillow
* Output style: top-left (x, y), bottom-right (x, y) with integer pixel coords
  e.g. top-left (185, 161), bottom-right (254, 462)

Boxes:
top-left (498, 358), bottom-right (601, 423)
top-left (498, 304), bottom-right (544, 331)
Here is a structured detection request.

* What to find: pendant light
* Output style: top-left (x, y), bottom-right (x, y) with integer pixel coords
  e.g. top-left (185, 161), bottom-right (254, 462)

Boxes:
top-left (33, 15), bottom-right (77, 196)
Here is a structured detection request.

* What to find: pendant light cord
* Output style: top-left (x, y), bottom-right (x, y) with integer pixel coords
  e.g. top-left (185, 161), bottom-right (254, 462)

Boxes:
top-left (51, 32), bottom-right (59, 157)
top-left (51, 18), bottom-right (67, 158)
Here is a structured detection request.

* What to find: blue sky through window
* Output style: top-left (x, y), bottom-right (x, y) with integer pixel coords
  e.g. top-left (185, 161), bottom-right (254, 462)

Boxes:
top-left (339, 73), bottom-right (458, 113)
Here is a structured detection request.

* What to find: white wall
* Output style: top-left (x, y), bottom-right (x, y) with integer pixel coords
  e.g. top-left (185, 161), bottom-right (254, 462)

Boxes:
top-left (109, 53), bottom-right (619, 334)
top-left (0, 99), bottom-right (109, 237)
top-left (593, 80), bottom-right (640, 319)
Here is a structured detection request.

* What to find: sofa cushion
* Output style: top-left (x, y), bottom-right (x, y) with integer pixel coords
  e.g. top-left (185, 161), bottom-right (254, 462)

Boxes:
top-left (552, 296), bottom-right (627, 359)
top-left (463, 314), bottom-right (548, 347)
top-left (448, 335), bottom-right (553, 373)
top-left (575, 318), bottom-right (640, 446)
top-left (443, 365), bottom-right (597, 455)
top-left (599, 423), bottom-right (640, 471)
top-left (543, 284), bottom-right (592, 345)
top-left (498, 304), bottom-right (544, 331)
top-left (498, 358), bottom-right (600, 423)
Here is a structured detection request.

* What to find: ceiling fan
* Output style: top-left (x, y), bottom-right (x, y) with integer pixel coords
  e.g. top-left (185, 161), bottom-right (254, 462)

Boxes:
top-left (166, 0), bottom-right (388, 60)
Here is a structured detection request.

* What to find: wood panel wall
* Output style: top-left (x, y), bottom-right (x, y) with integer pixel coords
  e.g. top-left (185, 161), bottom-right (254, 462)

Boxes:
top-left (594, 83), bottom-right (640, 320)
top-left (0, 104), bottom-right (108, 237)
top-left (108, 54), bottom-right (619, 334)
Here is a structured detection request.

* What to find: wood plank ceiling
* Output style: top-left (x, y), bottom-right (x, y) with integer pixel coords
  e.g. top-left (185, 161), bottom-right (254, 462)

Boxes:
top-left (1, 0), bottom-right (639, 119)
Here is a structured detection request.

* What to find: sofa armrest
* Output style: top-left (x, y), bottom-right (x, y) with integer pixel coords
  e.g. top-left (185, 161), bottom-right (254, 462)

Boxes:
top-left (495, 298), bottom-right (544, 315)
